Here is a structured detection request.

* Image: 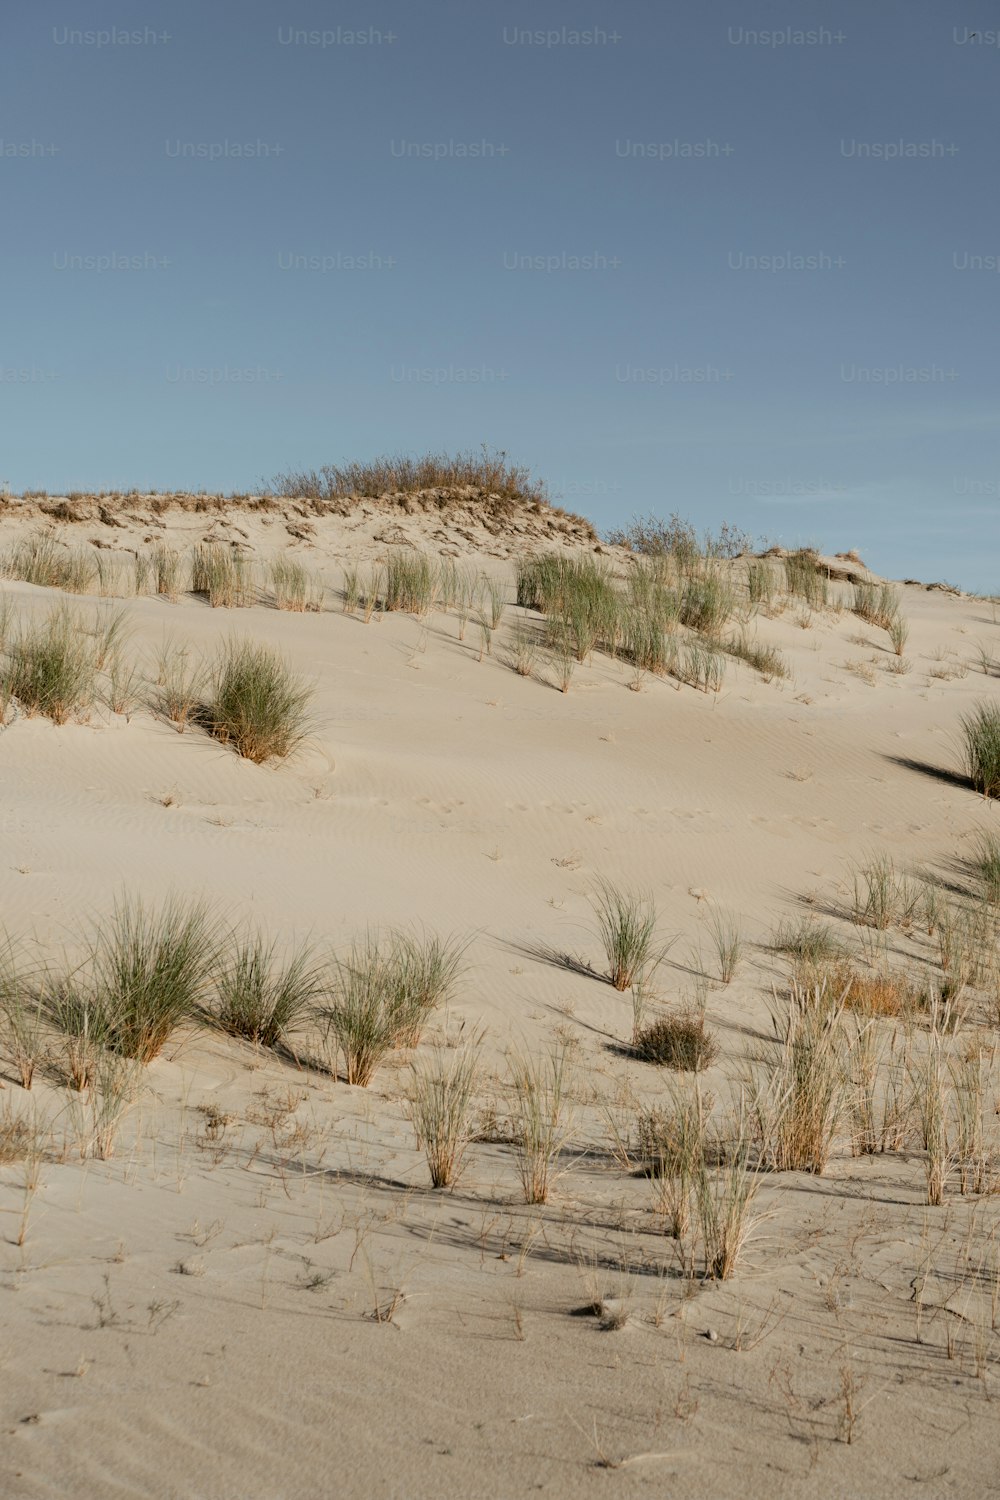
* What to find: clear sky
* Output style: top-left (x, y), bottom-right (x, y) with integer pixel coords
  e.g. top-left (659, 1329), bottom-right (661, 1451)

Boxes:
top-left (4, 0), bottom-right (998, 587)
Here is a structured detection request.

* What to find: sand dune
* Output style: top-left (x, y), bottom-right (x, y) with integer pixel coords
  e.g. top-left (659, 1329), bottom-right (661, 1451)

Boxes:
top-left (1, 492), bottom-right (998, 1498)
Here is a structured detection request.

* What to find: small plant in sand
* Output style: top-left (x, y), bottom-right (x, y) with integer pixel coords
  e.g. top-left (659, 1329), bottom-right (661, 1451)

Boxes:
top-left (633, 1009), bottom-right (717, 1071)
top-left (67, 1051), bottom-right (143, 1161)
top-left (153, 640), bottom-right (205, 732)
top-left (2, 607), bottom-right (97, 724)
top-left (407, 1045), bottom-right (480, 1188)
top-left (104, 648), bottom-right (145, 718)
top-left (910, 1026), bottom-right (951, 1206)
top-left (505, 621), bottom-right (540, 678)
top-left (479, 574), bottom-right (507, 630)
top-left (591, 879), bottom-right (672, 991)
top-left (270, 557), bottom-right (323, 612)
top-left (215, 933), bottom-right (326, 1048)
top-left (341, 564), bottom-right (361, 614)
top-left (508, 1043), bottom-right (575, 1204)
top-left (706, 908), bottom-right (743, 984)
top-left (546, 621), bottom-right (576, 692)
top-left (473, 606), bottom-right (493, 661)
top-left (887, 614), bottom-right (909, 657)
top-left (961, 701), bottom-right (1000, 799)
top-left (208, 638), bottom-right (314, 763)
top-left (695, 1114), bottom-right (764, 1280)
top-left (88, 895), bottom-right (222, 1064)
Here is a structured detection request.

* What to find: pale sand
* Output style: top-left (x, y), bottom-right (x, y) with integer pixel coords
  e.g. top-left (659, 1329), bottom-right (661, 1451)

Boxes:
top-left (0, 495), bottom-right (997, 1498)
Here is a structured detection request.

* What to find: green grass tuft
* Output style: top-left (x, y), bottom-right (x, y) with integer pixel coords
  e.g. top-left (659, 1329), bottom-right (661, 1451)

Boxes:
top-left (208, 638), bottom-right (314, 763)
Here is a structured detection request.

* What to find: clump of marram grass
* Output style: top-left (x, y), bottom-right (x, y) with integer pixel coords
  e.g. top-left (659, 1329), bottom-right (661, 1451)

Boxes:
top-left (208, 638), bottom-right (313, 762)
top-left (41, 979), bottom-right (108, 1090)
top-left (784, 550), bottom-right (828, 609)
top-left (382, 550), bottom-right (437, 614)
top-left (151, 543), bottom-right (183, 600)
top-left (910, 1028), bottom-right (951, 1206)
top-left (517, 556), bottom-right (621, 663)
top-left (546, 620), bottom-right (577, 692)
top-left (2, 608), bottom-right (98, 724)
top-left (214, 934), bottom-right (325, 1047)
top-left (746, 559), bottom-right (779, 614)
top-left (674, 638), bottom-right (726, 693)
top-left (633, 1010), bottom-right (717, 1071)
top-left (191, 543), bottom-right (256, 608)
top-left (319, 935), bottom-right (402, 1086)
top-left (104, 647), bottom-right (145, 718)
top-left (639, 1080), bottom-right (710, 1241)
top-left (270, 557), bottom-right (324, 612)
top-left (852, 579), bottom-right (900, 632)
top-left (961, 701), bottom-right (1000, 799)
top-left (0, 941), bottom-right (45, 1089)
top-left (88, 895), bottom-right (222, 1063)
top-left (850, 852), bottom-right (919, 930)
top-left (620, 605), bottom-right (677, 679)
top-left (695, 1114), bottom-right (764, 1280)
top-left (591, 880), bottom-right (673, 991)
top-left (407, 1046), bottom-right (480, 1188)
top-left (970, 830), bottom-right (1000, 905)
top-left (319, 930), bottom-right (466, 1086)
top-left (843, 1016), bottom-right (912, 1157)
top-left (44, 899), bottom-right (219, 1071)
top-left (4, 532), bottom-right (95, 594)
top-left (678, 568), bottom-right (735, 637)
top-left (745, 982), bottom-right (846, 1175)
top-left (391, 930), bottom-right (469, 1046)
top-left (66, 1051), bottom-right (143, 1161)
top-left (508, 1044), bottom-right (575, 1204)
top-left (723, 631), bottom-right (788, 683)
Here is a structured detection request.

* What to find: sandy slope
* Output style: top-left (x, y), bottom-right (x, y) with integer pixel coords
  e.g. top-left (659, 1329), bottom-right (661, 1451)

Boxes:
top-left (1, 498), bottom-right (999, 1499)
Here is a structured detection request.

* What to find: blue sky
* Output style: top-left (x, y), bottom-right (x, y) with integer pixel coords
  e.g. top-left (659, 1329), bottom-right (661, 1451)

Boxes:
top-left (4, 0), bottom-right (999, 587)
